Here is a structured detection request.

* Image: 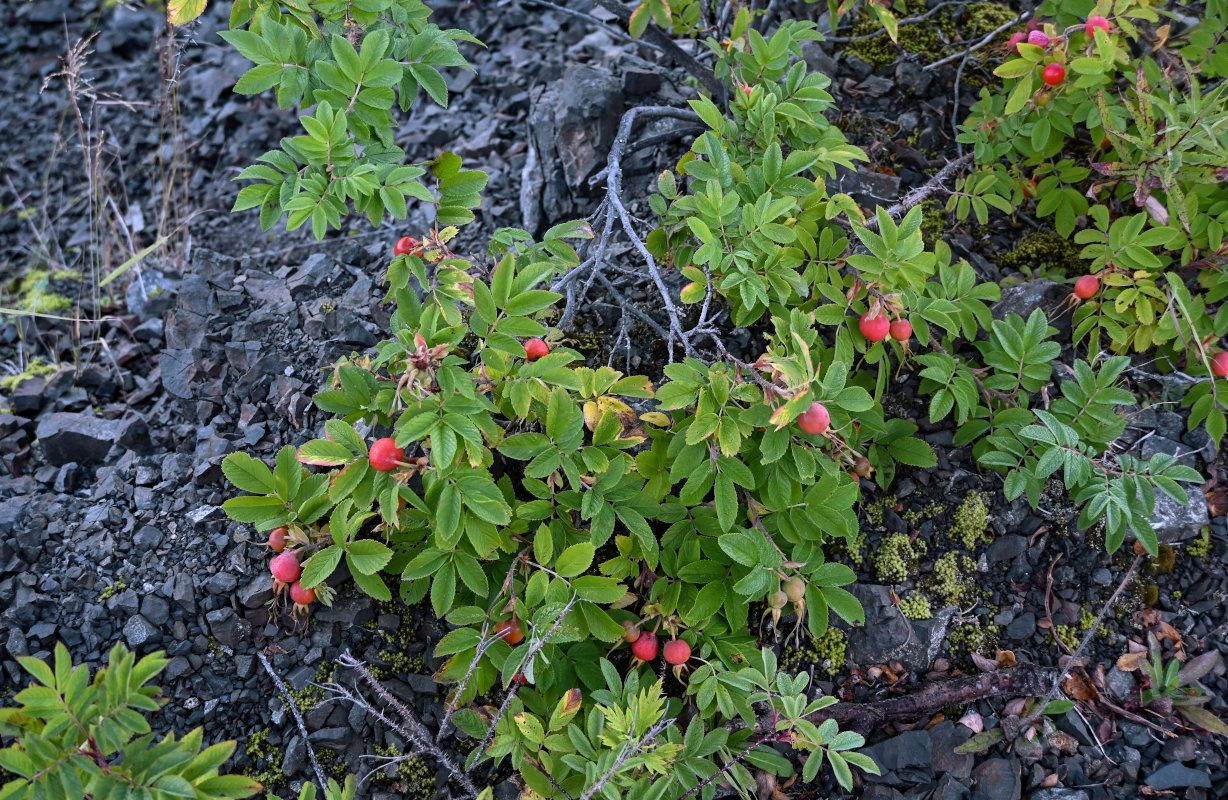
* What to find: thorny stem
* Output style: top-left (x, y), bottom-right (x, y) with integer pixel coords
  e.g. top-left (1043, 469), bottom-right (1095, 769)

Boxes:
top-left (677, 732), bottom-right (783, 800)
top-left (472, 593), bottom-right (581, 765)
top-left (861, 153), bottom-right (974, 231)
top-left (604, 106), bottom-right (704, 360)
top-left (924, 10), bottom-right (1032, 71)
top-left (577, 715), bottom-right (676, 800)
top-left (437, 558), bottom-right (523, 742)
top-left (337, 651), bottom-right (482, 798)
top-left (257, 651), bottom-right (329, 794)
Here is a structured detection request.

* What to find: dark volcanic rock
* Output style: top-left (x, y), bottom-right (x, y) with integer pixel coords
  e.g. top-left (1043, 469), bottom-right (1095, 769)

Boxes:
top-left (35, 412), bottom-right (148, 466)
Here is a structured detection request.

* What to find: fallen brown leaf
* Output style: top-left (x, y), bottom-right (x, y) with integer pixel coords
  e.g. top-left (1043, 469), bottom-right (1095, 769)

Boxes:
top-left (1062, 672), bottom-right (1098, 701)
top-left (996, 650), bottom-right (1017, 667)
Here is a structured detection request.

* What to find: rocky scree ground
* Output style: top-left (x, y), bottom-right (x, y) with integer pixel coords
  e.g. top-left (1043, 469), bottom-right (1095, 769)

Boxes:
top-left (1, 1), bottom-right (1227, 799)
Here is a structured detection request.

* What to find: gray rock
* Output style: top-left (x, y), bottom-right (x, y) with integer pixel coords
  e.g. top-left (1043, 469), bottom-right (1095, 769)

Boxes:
top-left (1161, 736), bottom-right (1198, 763)
top-left (987, 534), bottom-right (1027, 563)
top-left (970, 758), bottom-right (1020, 800)
top-left (1144, 762), bottom-right (1212, 789)
top-left (403, 674), bottom-right (438, 695)
top-left (205, 572), bottom-right (238, 595)
top-left (1104, 667), bottom-right (1136, 702)
top-left (35, 413), bottom-right (148, 466)
top-left (286, 253), bottom-right (336, 297)
top-left (281, 735), bottom-right (306, 777)
top-left (1141, 435), bottom-right (1198, 470)
top-left (846, 585), bottom-right (954, 671)
top-left (140, 595), bottom-right (170, 627)
top-left (1152, 482), bottom-right (1209, 542)
top-left (1006, 612), bottom-right (1036, 640)
top-left (123, 614), bottom-right (159, 648)
top-left (309, 726), bottom-right (352, 750)
top-left (862, 730), bottom-right (933, 785)
top-left (286, 664), bottom-right (316, 691)
top-left (133, 525), bottom-right (161, 551)
top-left (1025, 790), bottom-right (1089, 800)
top-left (992, 280), bottom-right (1065, 324)
top-left (933, 774), bottom-right (969, 800)
top-left (239, 575), bottom-right (275, 608)
top-left (524, 65), bottom-right (623, 232)
top-left (928, 721), bottom-right (974, 778)
top-left (205, 608), bottom-right (251, 648)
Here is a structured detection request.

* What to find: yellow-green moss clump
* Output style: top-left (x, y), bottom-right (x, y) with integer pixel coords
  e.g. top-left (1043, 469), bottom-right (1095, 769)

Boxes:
top-left (874, 533), bottom-right (926, 584)
top-left (0, 357), bottom-right (59, 393)
top-left (949, 492), bottom-right (991, 549)
top-left (947, 618), bottom-right (1000, 661)
top-left (242, 729), bottom-right (284, 791)
top-left (898, 593), bottom-right (932, 620)
top-left (371, 745), bottom-right (435, 796)
top-left (998, 232), bottom-right (1088, 274)
top-left (1053, 607), bottom-right (1110, 651)
top-left (930, 552), bottom-right (979, 606)
top-left (864, 495), bottom-right (897, 526)
top-left (8, 270), bottom-right (71, 314)
top-left (287, 663), bottom-right (335, 713)
top-left (814, 627), bottom-right (847, 676)
top-left (902, 500), bottom-right (947, 527)
top-left (1188, 527), bottom-right (1212, 558)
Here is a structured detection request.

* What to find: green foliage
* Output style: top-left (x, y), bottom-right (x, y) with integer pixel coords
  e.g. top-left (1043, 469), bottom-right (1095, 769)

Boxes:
top-left (221, 0), bottom-right (480, 237)
top-left (214, 0), bottom-right (1228, 793)
top-left (955, 3), bottom-right (1228, 420)
top-left (0, 642), bottom-right (261, 800)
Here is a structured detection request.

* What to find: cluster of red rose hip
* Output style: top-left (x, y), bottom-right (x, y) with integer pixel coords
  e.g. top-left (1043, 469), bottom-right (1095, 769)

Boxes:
top-left (1006, 15), bottom-right (1113, 92)
top-left (259, 238), bottom-right (561, 618)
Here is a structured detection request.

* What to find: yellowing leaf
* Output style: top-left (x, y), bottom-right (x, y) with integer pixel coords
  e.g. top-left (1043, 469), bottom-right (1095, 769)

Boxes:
top-left (167, 0), bottom-right (207, 25)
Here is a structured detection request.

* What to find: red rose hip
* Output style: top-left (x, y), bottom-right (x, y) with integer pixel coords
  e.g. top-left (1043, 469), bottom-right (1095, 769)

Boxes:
top-left (1085, 16), bottom-right (1111, 36)
top-left (859, 312), bottom-right (890, 342)
top-left (495, 617), bottom-right (524, 645)
top-left (524, 338), bottom-right (550, 361)
top-left (369, 437), bottom-right (403, 472)
top-left (289, 581), bottom-right (316, 606)
top-left (1006, 32), bottom-right (1026, 55)
top-left (1074, 274), bottom-right (1099, 300)
top-left (394, 236), bottom-right (422, 257)
top-left (631, 630), bottom-right (658, 661)
top-left (1212, 352), bottom-right (1228, 378)
top-left (268, 527), bottom-right (287, 552)
top-left (797, 402), bottom-right (830, 436)
top-left (663, 638), bottom-right (691, 666)
top-left (270, 552), bottom-right (301, 584)
top-left (1042, 63), bottom-right (1065, 87)
top-left (1027, 31), bottom-right (1050, 48)
top-left (890, 318), bottom-right (912, 341)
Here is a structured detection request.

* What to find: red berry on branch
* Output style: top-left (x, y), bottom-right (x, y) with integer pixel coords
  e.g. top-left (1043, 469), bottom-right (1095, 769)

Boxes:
top-left (797, 402), bottom-right (830, 436)
top-left (663, 638), bottom-right (691, 666)
top-left (1042, 63), bottom-right (1066, 87)
top-left (890, 318), bottom-right (912, 341)
top-left (524, 338), bottom-right (550, 361)
top-left (859, 312), bottom-right (890, 342)
top-left (289, 581), bottom-right (316, 606)
top-left (270, 552), bottom-right (301, 584)
top-left (631, 631), bottom-right (659, 661)
top-left (1212, 352), bottom-right (1228, 378)
top-left (369, 437), bottom-right (403, 472)
top-left (1074, 274), bottom-right (1099, 300)
top-left (394, 236), bottom-right (422, 257)
top-left (1085, 16), bottom-right (1111, 36)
